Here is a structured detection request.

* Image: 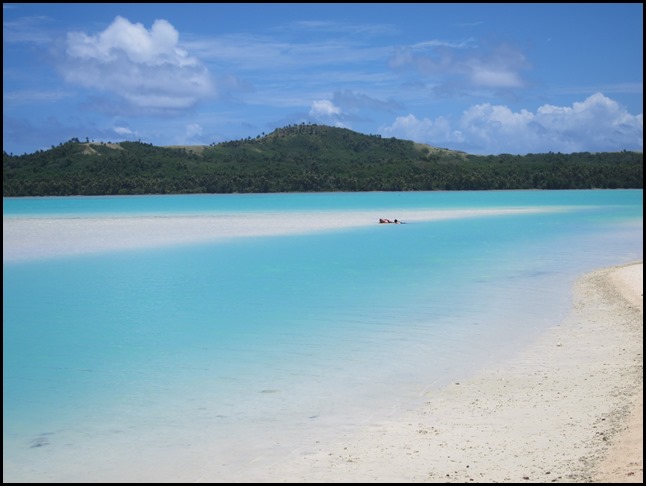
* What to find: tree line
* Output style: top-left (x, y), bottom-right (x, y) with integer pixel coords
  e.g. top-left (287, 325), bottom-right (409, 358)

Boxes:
top-left (3, 124), bottom-right (643, 196)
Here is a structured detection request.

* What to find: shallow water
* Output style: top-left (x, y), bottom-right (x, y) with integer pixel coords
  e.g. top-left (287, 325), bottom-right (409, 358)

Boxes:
top-left (3, 190), bottom-right (643, 482)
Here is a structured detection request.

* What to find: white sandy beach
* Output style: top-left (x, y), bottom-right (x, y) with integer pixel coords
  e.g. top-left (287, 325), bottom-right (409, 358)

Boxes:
top-left (3, 212), bottom-right (642, 482)
top-left (235, 261), bottom-right (641, 483)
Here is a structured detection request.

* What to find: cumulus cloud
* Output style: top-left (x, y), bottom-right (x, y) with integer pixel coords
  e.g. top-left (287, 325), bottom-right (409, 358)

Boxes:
top-left (382, 113), bottom-right (458, 145)
top-left (309, 99), bottom-right (342, 118)
top-left (381, 93), bottom-right (643, 154)
top-left (62, 16), bottom-right (214, 111)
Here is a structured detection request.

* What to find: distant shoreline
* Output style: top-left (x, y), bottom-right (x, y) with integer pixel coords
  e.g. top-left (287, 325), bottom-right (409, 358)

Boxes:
top-left (4, 127), bottom-right (642, 196)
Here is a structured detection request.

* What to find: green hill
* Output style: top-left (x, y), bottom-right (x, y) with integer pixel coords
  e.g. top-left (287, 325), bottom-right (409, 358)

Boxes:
top-left (3, 123), bottom-right (643, 196)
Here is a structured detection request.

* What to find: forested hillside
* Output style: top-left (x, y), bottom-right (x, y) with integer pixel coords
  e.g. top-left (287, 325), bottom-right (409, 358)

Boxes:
top-left (3, 124), bottom-right (643, 196)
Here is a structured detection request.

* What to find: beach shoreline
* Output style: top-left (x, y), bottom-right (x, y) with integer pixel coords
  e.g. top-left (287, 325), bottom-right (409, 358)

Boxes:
top-left (245, 261), bottom-right (643, 483)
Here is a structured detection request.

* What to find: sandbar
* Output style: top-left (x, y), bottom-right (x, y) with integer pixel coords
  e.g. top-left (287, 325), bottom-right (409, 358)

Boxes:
top-left (3, 207), bottom-right (555, 263)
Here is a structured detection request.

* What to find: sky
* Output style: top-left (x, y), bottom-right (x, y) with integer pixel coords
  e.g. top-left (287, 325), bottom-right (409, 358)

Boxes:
top-left (3, 3), bottom-right (643, 156)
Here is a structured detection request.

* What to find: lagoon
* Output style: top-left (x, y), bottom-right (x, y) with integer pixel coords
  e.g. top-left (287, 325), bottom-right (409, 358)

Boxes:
top-left (3, 190), bottom-right (643, 482)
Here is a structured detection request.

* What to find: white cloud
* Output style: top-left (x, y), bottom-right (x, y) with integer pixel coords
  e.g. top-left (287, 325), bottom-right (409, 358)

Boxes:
top-left (381, 93), bottom-right (643, 154)
top-left (391, 41), bottom-right (530, 91)
top-left (465, 43), bottom-right (528, 89)
top-left (468, 67), bottom-right (523, 88)
top-left (62, 16), bottom-right (214, 111)
top-left (66, 17), bottom-right (183, 64)
top-left (113, 126), bottom-right (134, 136)
top-left (309, 99), bottom-right (342, 118)
top-left (382, 113), bottom-right (459, 145)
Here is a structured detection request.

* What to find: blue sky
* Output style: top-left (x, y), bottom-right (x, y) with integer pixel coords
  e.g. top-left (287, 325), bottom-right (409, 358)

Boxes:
top-left (3, 3), bottom-right (643, 156)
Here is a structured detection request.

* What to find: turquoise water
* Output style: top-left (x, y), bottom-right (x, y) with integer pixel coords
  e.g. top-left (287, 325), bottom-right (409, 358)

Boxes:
top-left (3, 189), bottom-right (631, 216)
top-left (3, 190), bottom-right (643, 482)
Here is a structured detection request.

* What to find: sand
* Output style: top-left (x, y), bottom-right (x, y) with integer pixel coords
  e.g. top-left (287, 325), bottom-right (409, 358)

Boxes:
top-left (3, 207), bottom-right (559, 263)
top-left (243, 261), bottom-right (642, 483)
